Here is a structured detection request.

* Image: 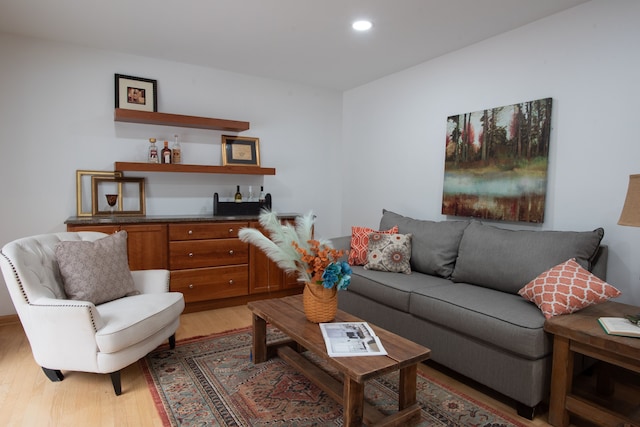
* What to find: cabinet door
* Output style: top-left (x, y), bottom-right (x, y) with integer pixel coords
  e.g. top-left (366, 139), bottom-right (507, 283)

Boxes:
top-left (66, 223), bottom-right (168, 270)
top-left (249, 221), bottom-right (300, 294)
top-left (122, 224), bottom-right (168, 270)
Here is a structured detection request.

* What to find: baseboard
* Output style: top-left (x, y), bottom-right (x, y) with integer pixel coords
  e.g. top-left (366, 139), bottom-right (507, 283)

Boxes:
top-left (0, 314), bottom-right (20, 326)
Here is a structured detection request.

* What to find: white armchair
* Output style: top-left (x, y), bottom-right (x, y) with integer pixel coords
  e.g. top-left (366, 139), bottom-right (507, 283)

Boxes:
top-left (0, 231), bottom-right (185, 395)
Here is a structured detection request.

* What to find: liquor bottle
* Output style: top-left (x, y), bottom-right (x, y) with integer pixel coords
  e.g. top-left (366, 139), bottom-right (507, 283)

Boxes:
top-left (259, 186), bottom-right (266, 203)
top-left (234, 185), bottom-right (242, 203)
top-left (161, 141), bottom-right (172, 164)
top-left (172, 134), bottom-right (182, 164)
top-left (148, 138), bottom-right (159, 163)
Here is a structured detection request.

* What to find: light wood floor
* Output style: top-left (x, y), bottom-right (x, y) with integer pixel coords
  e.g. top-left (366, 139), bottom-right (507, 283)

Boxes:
top-left (0, 305), bottom-right (592, 426)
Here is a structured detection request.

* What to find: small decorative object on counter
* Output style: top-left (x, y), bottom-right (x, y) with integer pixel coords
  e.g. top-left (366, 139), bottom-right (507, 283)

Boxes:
top-left (148, 138), bottom-right (159, 163)
top-left (259, 186), bottom-right (266, 204)
top-left (234, 185), bottom-right (242, 203)
top-left (161, 141), bottom-right (172, 164)
top-left (172, 134), bottom-right (181, 164)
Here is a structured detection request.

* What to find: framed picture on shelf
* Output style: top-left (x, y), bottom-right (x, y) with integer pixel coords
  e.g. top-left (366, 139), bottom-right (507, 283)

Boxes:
top-left (221, 135), bottom-right (261, 166)
top-left (91, 176), bottom-right (146, 216)
top-left (76, 170), bottom-right (123, 217)
top-left (115, 74), bottom-right (158, 112)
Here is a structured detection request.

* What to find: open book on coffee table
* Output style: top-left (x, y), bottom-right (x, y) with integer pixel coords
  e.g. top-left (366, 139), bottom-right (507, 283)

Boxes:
top-left (319, 322), bottom-right (388, 357)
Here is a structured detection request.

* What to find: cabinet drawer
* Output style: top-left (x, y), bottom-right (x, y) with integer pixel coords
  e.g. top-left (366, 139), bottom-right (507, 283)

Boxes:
top-left (171, 266), bottom-right (248, 302)
top-left (169, 222), bottom-right (248, 240)
top-left (169, 239), bottom-right (248, 269)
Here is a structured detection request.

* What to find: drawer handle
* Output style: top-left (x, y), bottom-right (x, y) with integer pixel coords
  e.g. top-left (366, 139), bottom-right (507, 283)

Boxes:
top-left (188, 230), bottom-right (193, 235)
top-left (188, 284), bottom-right (194, 289)
top-left (228, 279), bottom-right (234, 285)
top-left (229, 250), bottom-right (234, 255)
top-left (228, 228), bottom-right (234, 233)
top-left (188, 252), bottom-right (194, 257)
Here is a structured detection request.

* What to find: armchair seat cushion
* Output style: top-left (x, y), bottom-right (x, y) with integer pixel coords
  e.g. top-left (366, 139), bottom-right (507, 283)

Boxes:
top-left (95, 292), bottom-right (184, 354)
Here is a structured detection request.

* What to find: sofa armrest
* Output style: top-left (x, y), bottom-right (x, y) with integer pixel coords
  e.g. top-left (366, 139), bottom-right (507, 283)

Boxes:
top-left (330, 235), bottom-right (351, 252)
top-left (131, 269), bottom-right (171, 294)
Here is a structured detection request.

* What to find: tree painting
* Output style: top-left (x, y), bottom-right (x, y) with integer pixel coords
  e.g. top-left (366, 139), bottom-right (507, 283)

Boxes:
top-left (442, 97), bottom-right (552, 223)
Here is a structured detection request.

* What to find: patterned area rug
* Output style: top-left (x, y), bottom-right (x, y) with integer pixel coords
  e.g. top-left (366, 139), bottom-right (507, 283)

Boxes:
top-left (140, 326), bottom-right (528, 426)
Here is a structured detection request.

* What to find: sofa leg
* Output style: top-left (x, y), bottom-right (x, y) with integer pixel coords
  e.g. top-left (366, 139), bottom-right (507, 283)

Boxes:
top-left (110, 371), bottom-right (122, 396)
top-left (516, 402), bottom-right (536, 420)
top-left (169, 333), bottom-right (176, 349)
top-left (42, 367), bottom-right (64, 382)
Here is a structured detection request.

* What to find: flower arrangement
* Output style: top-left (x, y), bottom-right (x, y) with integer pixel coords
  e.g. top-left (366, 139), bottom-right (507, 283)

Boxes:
top-left (238, 210), bottom-right (351, 290)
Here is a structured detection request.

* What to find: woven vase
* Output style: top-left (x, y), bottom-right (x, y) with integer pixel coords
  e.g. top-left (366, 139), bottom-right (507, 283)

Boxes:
top-left (302, 282), bottom-right (337, 323)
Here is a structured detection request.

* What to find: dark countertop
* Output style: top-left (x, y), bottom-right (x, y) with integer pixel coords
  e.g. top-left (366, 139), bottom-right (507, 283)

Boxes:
top-left (65, 213), bottom-right (300, 225)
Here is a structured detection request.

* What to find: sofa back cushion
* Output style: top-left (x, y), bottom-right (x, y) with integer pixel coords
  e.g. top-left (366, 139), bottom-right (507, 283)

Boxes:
top-left (379, 209), bottom-right (469, 278)
top-left (451, 222), bottom-right (605, 294)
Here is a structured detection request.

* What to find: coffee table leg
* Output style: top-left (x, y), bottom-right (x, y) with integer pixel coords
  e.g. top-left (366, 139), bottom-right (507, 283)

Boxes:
top-left (399, 364), bottom-right (418, 409)
top-left (343, 377), bottom-right (365, 426)
top-left (252, 314), bottom-right (267, 363)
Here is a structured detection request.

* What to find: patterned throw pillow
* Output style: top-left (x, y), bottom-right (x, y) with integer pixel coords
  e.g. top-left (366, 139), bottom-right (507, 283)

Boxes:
top-left (518, 258), bottom-right (621, 319)
top-left (348, 225), bottom-right (398, 266)
top-left (56, 231), bottom-right (138, 305)
top-left (364, 233), bottom-right (412, 274)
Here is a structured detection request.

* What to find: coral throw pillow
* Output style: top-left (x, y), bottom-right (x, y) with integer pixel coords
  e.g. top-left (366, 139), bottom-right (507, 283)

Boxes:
top-left (364, 233), bottom-right (412, 274)
top-left (518, 258), bottom-right (621, 319)
top-left (348, 225), bottom-right (398, 266)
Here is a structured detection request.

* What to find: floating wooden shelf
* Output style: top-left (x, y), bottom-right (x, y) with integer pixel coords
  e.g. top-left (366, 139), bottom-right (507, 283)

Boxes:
top-left (114, 109), bottom-right (250, 132)
top-left (115, 162), bottom-right (275, 175)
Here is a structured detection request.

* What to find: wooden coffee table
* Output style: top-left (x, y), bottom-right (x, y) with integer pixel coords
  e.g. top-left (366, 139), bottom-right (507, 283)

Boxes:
top-left (544, 301), bottom-right (640, 427)
top-left (248, 295), bottom-right (431, 426)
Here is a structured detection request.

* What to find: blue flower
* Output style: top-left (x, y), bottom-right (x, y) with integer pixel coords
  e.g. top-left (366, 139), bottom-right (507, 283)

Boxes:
top-left (321, 261), bottom-right (351, 290)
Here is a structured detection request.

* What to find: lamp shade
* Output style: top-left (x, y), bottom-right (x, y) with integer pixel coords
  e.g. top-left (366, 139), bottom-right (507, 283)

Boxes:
top-left (618, 174), bottom-right (640, 226)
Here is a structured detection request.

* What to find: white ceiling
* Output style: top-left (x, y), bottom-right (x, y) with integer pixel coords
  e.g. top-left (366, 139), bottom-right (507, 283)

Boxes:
top-left (0, 0), bottom-right (589, 90)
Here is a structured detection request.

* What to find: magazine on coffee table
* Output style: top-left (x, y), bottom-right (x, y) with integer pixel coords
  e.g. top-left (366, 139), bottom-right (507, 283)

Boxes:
top-left (319, 322), bottom-right (388, 357)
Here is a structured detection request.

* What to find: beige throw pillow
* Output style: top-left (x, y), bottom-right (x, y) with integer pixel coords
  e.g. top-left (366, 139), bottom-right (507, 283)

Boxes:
top-left (364, 233), bottom-right (412, 274)
top-left (56, 231), bottom-right (137, 305)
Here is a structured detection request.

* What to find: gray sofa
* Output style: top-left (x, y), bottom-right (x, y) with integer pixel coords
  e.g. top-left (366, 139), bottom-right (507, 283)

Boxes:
top-left (332, 209), bottom-right (607, 419)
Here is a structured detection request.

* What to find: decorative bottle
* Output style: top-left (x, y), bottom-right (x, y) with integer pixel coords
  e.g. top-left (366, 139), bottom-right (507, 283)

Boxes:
top-left (148, 138), bottom-right (159, 163)
top-left (234, 185), bottom-right (242, 203)
top-left (172, 134), bottom-right (182, 164)
top-left (161, 141), bottom-right (172, 164)
top-left (259, 186), bottom-right (266, 204)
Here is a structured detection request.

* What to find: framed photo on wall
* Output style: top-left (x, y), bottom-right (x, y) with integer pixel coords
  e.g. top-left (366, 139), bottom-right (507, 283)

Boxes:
top-left (115, 74), bottom-right (158, 112)
top-left (221, 135), bottom-right (261, 166)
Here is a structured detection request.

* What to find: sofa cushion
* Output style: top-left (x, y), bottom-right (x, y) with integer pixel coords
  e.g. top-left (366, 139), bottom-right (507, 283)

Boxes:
top-left (56, 231), bottom-right (138, 305)
top-left (348, 225), bottom-right (398, 266)
top-left (346, 266), bottom-right (451, 312)
top-left (410, 282), bottom-right (551, 359)
top-left (364, 233), bottom-right (412, 274)
top-left (451, 222), bottom-right (605, 294)
top-left (518, 258), bottom-right (621, 319)
top-left (379, 209), bottom-right (469, 278)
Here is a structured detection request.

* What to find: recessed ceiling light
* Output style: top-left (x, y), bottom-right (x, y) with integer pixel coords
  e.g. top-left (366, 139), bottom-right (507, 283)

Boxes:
top-left (352, 20), bottom-right (372, 31)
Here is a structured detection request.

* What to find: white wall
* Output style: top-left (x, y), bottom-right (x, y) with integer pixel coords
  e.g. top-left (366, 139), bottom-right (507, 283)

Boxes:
top-left (342, 0), bottom-right (640, 305)
top-left (0, 34), bottom-right (342, 315)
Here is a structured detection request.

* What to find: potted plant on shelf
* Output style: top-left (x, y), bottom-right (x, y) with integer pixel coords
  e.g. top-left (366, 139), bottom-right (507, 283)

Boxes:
top-left (238, 210), bottom-right (351, 322)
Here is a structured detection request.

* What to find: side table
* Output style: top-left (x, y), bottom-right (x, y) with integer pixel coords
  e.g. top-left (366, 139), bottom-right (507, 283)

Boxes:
top-left (544, 301), bottom-right (640, 427)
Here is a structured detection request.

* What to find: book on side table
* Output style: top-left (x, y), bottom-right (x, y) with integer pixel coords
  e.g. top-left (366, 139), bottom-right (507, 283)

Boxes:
top-left (598, 317), bottom-right (640, 338)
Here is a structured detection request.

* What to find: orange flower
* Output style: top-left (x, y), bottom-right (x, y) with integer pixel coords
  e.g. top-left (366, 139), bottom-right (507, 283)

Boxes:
top-left (292, 240), bottom-right (344, 284)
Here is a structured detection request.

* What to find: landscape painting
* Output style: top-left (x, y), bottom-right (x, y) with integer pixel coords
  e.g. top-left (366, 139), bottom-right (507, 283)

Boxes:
top-left (442, 97), bottom-right (552, 223)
